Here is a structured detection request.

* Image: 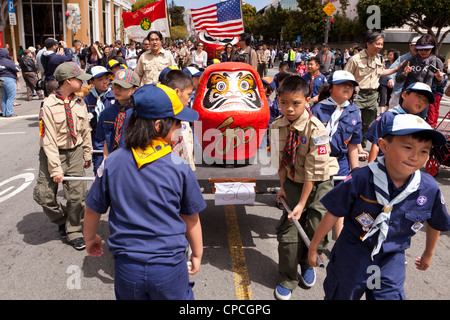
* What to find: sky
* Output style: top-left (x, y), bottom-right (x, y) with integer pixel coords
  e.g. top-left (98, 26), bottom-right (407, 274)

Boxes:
top-left (172, 0), bottom-right (273, 12)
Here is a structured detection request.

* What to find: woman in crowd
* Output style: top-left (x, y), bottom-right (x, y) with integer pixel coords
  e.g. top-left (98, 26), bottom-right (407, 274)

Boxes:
top-left (191, 43), bottom-right (207, 69)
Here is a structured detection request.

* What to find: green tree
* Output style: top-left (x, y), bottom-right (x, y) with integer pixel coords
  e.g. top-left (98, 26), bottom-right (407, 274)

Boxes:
top-left (294, 0), bottom-right (327, 43)
top-left (132, 0), bottom-right (157, 12)
top-left (357, 0), bottom-right (450, 53)
top-left (170, 25), bottom-right (188, 40)
top-left (169, 6), bottom-right (186, 27)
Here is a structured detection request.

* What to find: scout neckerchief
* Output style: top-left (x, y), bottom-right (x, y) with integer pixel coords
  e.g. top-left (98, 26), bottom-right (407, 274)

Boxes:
top-left (388, 105), bottom-right (408, 115)
top-left (307, 72), bottom-right (321, 98)
top-left (90, 87), bottom-right (112, 117)
top-left (113, 104), bottom-right (127, 151)
top-left (53, 89), bottom-right (76, 145)
top-left (320, 97), bottom-right (350, 141)
top-left (363, 156), bottom-right (421, 260)
top-left (132, 138), bottom-right (172, 169)
top-left (282, 125), bottom-right (300, 178)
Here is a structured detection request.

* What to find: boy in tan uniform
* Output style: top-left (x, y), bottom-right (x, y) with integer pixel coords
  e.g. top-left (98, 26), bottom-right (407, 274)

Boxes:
top-left (270, 75), bottom-right (338, 300)
top-left (33, 62), bottom-right (93, 250)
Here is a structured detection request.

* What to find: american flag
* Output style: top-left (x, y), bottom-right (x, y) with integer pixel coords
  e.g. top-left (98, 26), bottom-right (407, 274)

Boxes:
top-left (191, 0), bottom-right (244, 37)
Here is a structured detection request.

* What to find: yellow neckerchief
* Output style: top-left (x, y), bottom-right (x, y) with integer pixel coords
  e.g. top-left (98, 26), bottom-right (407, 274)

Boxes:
top-left (131, 138), bottom-right (172, 169)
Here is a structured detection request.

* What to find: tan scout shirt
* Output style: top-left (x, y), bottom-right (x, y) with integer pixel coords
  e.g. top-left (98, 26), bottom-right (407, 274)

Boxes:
top-left (344, 49), bottom-right (385, 90)
top-left (270, 111), bottom-right (338, 183)
top-left (39, 94), bottom-right (92, 177)
top-left (135, 48), bottom-right (176, 85)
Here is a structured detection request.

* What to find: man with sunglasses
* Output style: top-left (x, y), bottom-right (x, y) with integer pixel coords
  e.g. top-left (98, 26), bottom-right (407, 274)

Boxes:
top-left (134, 31), bottom-right (176, 85)
top-left (345, 32), bottom-right (403, 146)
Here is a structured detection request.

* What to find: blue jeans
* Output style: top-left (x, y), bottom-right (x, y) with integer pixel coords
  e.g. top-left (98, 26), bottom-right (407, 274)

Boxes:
top-left (1, 77), bottom-right (17, 117)
top-left (114, 254), bottom-right (195, 300)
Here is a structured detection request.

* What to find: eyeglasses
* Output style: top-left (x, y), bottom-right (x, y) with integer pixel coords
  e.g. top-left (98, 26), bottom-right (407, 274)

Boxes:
top-left (143, 43), bottom-right (150, 46)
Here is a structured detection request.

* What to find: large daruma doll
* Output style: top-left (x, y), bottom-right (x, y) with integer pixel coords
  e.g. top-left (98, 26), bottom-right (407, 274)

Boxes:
top-left (193, 62), bottom-right (269, 163)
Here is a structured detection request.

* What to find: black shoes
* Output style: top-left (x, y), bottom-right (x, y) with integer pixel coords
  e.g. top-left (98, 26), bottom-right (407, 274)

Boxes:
top-left (70, 237), bottom-right (86, 251)
top-left (58, 224), bottom-right (85, 250)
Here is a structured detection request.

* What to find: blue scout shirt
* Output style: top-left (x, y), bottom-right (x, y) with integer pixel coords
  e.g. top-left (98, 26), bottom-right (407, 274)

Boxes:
top-left (95, 101), bottom-right (133, 153)
top-left (84, 88), bottom-right (115, 170)
top-left (321, 166), bottom-right (450, 254)
top-left (302, 72), bottom-right (327, 98)
top-left (311, 101), bottom-right (363, 176)
top-left (85, 148), bottom-right (207, 264)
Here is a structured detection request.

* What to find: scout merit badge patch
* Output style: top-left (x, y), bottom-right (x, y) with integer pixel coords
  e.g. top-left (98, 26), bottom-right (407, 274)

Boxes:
top-left (356, 212), bottom-right (375, 240)
top-left (132, 138), bottom-right (172, 169)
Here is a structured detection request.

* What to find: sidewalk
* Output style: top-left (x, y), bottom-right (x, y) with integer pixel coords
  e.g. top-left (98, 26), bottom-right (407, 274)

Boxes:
top-left (0, 76), bottom-right (42, 120)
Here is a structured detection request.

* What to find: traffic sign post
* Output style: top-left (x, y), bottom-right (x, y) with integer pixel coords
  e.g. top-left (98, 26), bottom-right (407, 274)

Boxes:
top-left (322, 2), bottom-right (336, 44)
top-left (7, 0), bottom-right (17, 63)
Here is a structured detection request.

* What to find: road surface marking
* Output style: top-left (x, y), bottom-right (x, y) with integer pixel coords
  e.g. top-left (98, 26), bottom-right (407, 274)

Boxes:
top-left (0, 173), bottom-right (35, 203)
top-left (224, 205), bottom-right (254, 300)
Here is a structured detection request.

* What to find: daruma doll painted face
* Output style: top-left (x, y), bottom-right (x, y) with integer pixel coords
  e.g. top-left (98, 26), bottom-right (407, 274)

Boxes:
top-left (192, 62), bottom-right (269, 163)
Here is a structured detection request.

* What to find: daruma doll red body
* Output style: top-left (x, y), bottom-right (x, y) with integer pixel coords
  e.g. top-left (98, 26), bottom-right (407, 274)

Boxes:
top-left (193, 62), bottom-right (270, 163)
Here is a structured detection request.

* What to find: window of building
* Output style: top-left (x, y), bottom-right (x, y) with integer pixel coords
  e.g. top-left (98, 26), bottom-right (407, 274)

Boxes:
top-left (22, 0), bottom-right (64, 48)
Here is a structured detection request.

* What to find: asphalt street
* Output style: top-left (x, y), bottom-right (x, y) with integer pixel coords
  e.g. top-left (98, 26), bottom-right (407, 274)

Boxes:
top-left (0, 66), bottom-right (449, 302)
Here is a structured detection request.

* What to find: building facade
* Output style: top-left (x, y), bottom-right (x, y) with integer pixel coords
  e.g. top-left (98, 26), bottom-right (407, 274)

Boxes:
top-left (5, 0), bottom-right (134, 52)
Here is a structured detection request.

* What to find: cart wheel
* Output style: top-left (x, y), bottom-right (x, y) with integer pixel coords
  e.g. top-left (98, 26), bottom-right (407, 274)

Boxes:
top-left (426, 158), bottom-right (439, 177)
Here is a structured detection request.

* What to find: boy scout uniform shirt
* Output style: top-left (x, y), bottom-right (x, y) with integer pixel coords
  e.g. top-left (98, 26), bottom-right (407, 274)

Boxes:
top-left (321, 166), bottom-right (450, 253)
top-left (270, 111), bottom-right (339, 183)
top-left (344, 49), bottom-right (385, 90)
top-left (95, 102), bottom-right (133, 154)
top-left (311, 102), bottom-right (363, 176)
top-left (39, 94), bottom-right (92, 177)
top-left (134, 48), bottom-right (176, 85)
top-left (85, 148), bottom-right (207, 264)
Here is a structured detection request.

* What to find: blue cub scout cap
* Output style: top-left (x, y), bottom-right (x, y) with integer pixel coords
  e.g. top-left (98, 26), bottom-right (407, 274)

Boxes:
top-left (132, 84), bottom-right (199, 122)
top-left (328, 70), bottom-right (359, 87)
top-left (405, 82), bottom-right (435, 104)
top-left (381, 114), bottom-right (446, 146)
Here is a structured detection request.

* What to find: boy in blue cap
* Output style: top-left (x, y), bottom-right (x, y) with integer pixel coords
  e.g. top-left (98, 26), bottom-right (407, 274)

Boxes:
top-left (365, 82), bottom-right (434, 162)
top-left (84, 83), bottom-right (206, 300)
top-left (308, 114), bottom-right (450, 300)
top-left (96, 68), bottom-right (139, 157)
top-left (83, 66), bottom-right (115, 173)
top-left (310, 70), bottom-right (363, 178)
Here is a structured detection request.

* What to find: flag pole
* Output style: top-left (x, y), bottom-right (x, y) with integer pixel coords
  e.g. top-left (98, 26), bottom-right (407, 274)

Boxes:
top-left (240, 0), bottom-right (245, 32)
top-left (165, 0), bottom-right (171, 40)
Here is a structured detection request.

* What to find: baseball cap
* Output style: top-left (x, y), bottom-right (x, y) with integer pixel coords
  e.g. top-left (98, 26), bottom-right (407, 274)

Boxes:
top-left (89, 66), bottom-right (113, 79)
top-left (415, 36), bottom-right (435, 50)
top-left (54, 62), bottom-right (92, 82)
top-left (381, 114), bottom-right (446, 146)
top-left (405, 82), bottom-right (435, 104)
top-left (328, 70), bottom-right (359, 86)
top-left (262, 77), bottom-right (276, 91)
top-left (107, 59), bottom-right (120, 70)
top-left (183, 66), bottom-right (202, 78)
top-left (132, 84), bottom-right (199, 122)
top-left (158, 66), bottom-right (179, 82)
top-left (112, 69), bottom-right (140, 89)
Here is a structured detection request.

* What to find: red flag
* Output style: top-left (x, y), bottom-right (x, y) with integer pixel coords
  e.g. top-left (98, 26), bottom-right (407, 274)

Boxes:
top-left (191, 0), bottom-right (244, 37)
top-left (122, 1), bottom-right (170, 42)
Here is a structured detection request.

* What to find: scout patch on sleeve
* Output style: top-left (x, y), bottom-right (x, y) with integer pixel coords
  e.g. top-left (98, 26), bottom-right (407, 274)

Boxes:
top-left (318, 145), bottom-right (327, 155)
top-left (39, 120), bottom-right (45, 137)
top-left (313, 134), bottom-right (330, 146)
